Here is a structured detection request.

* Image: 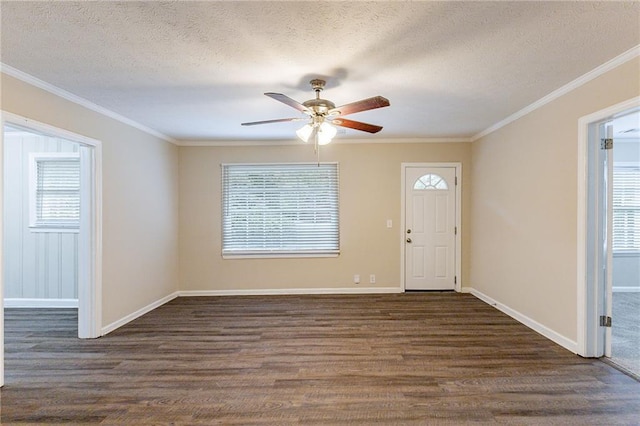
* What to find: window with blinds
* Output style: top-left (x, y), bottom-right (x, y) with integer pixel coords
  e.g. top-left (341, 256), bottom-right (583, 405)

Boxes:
top-left (221, 163), bottom-right (339, 257)
top-left (29, 153), bottom-right (80, 230)
top-left (613, 166), bottom-right (640, 251)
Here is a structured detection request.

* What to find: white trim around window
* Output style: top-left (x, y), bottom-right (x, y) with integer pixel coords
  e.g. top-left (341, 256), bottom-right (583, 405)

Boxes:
top-left (221, 162), bottom-right (340, 258)
top-left (28, 152), bottom-right (81, 233)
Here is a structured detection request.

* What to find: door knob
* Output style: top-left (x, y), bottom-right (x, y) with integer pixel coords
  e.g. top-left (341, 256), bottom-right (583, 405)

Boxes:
top-left (406, 238), bottom-right (412, 243)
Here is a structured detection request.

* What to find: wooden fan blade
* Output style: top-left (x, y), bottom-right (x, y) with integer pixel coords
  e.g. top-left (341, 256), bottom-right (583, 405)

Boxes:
top-left (241, 117), bottom-right (307, 126)
top-left (331, 118), bottom-right (383, 133)
top-left (329, 96), bottom-right (390, 116)
top-left (265, 93), bottom-right (309, 113)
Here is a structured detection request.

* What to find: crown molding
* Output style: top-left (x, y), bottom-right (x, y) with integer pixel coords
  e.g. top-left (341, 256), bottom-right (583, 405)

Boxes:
top-left (176, 137), bottom-right (472, 147)
top-left (333, 137), bottom-right (472, 144)
top-left (472, 44), bottom-right (640, 142)
top-left (0, 63), bottom-right (177, 145)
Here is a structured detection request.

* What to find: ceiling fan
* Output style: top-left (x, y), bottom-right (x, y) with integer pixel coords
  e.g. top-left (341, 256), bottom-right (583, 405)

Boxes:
top-left (241, 79), bottom-right (390, 146)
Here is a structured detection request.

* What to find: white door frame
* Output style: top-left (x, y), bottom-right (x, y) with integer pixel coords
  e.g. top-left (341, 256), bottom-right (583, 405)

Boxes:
top-left (0, 111), bottom-right (103, 386)
top-left (576, 96), bottom-right (640, 357)
top-left (401, 162), bottom-right (462, 292)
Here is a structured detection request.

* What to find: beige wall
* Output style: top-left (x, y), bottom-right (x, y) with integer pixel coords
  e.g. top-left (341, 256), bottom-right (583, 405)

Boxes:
top-left (179, 142), bottom-right (471, 291)
top-left (1, 73), bottom-right (180, 326)
top-left (470, 57), bottom-right (640, 342)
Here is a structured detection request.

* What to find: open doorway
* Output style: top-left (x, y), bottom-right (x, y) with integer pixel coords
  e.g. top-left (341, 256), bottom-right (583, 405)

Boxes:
top-left (4, 125), bottom-right (81, 308)
top-left (1, 112), bottom-right (103, 387)
top-left (610, 111), bottom-right (640, 376)
top-left (578, 98), bottom-right (640, 379)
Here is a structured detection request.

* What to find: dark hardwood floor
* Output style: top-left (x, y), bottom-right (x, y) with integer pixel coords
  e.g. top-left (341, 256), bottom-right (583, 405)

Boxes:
top-left (3, 293), bottom-right (640, 424)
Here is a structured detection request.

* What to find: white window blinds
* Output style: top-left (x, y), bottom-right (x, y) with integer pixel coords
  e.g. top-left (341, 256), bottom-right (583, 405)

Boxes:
top-left (222, 163), bottom-right (339, 256)
top-left (30, 154), bottom-right (80, 229)
top-left (613, 167), bottom-right (640, 251)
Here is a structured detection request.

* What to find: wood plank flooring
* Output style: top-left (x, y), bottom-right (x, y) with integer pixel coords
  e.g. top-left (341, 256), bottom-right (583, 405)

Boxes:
top-left (2, 293), bottom-right (640, 424)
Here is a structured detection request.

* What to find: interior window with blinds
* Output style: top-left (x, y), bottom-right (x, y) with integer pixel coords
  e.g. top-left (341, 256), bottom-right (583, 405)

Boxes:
top-left (613, 166), bottom-right (640, 251)
top-left (29, 153), bottom-right (81, 231)
top-left (221, 163), bottom-right (339, 257)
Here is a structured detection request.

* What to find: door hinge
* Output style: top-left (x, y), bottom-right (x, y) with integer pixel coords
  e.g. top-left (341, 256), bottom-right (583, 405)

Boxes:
top-left (601, 138), bottom-right (613, 150)
top-left (454, 226), bottom-right (457, 235)
top-left (454, 276), bottom-right (457, 284)
top-left (455, 176), bottom-right (458, 186)
top-left (600, 315), bottom-right (612, 327)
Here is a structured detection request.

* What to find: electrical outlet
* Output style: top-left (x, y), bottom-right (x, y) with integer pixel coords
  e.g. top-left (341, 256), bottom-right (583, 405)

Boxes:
top-left (369, 274), bottom-right (376, 284)
top-left (354, 274), bottom-right (360, 284)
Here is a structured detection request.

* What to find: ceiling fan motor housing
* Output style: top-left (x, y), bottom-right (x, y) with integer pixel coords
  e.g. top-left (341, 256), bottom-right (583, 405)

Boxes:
top-left (303, 98), bottom-right (336, 115)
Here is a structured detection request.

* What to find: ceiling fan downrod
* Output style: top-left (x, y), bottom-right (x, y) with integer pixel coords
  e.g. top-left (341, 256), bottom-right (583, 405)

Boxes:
top-left (302, 79), bottom-right (336, 116)
top-left (310, 79), bottom-right (326, 96)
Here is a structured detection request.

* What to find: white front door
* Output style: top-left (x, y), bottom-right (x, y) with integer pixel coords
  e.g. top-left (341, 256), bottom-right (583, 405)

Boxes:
top-left (405, 166), bottom-right (456, 290)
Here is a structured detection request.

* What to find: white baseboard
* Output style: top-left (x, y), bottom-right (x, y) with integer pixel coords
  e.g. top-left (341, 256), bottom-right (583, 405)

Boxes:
top-left (613, 286), bottom-right (640, 293)
top-left (179, 286), bottom-right (402, 297)
top-left (4, 298), bottom-right (79, 308)
top-left (465, 287), bottom-right (578, 354)
top-left (101, 291), bottom-right (179, 336)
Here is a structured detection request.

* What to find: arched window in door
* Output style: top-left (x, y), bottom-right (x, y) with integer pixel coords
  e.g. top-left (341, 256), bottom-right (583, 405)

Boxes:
top-left (413, 173), bottom-right (448, 190)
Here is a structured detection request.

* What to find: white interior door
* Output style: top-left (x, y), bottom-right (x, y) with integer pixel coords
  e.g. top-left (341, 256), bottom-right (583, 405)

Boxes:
top-left (603, 122), bottom-right (614, 357)
top-left (405, 166), bottom-right (456, 290)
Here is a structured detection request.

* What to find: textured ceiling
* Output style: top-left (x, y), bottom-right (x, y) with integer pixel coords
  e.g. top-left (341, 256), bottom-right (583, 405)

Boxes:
top-left (1, 1), bottom-right (639, 142)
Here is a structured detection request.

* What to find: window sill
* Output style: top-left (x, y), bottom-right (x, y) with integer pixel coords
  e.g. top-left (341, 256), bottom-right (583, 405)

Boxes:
top-left (613, 251), bottom-right (640, 257)
top-left (29, 226), bottom-right (80, 234)
top-left (223, 253), bottom-right (339, 260)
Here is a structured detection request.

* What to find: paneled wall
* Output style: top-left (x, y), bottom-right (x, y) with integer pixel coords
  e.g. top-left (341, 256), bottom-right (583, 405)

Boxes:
top-left (3, 129), bottom-right (79, 301)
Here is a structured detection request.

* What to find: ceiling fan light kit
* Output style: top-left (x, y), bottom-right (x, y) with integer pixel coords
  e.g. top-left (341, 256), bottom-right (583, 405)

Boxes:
top-left (242, 79), bottom-right (390, 155)
top-left (296, 121), bottom-right (337, 145)
top-left (295, 124), bottom-right (314, 143)
top-left (317, 122), bottom-right (338, 145)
